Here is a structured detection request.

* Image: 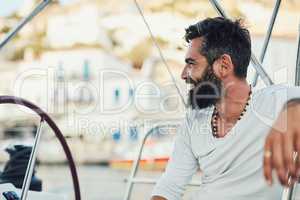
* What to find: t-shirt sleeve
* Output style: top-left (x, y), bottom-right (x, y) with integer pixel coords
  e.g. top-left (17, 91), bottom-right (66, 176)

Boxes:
top-left (253, 85), bottom-right (300, 129)
top-left (151, 116), bottom-right (199, 200)
top-left (286, 86), bottom-right (300, 102)
top-left (274, 85), bottom-right (300, 112)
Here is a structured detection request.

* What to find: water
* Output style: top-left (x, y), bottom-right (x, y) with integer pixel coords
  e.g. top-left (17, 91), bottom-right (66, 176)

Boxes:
top-left (36, 165), bottom-right (162, 200)
top-left (14, 165), bottom-right (300, 200)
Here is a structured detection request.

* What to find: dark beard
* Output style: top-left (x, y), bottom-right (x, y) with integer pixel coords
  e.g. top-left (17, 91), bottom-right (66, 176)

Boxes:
top-left (188, 66), bottom-right (222, 110)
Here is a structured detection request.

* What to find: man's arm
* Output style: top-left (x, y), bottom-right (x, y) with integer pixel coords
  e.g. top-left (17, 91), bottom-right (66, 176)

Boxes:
top-left (264, 98), bottom-right (300, 186)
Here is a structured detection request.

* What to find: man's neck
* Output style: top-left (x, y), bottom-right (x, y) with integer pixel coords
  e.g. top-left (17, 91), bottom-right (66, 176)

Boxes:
top-left (216, 78), bottom-right (250, 123)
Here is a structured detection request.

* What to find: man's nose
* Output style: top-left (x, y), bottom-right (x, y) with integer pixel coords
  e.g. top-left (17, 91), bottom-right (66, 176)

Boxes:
top-left (181, 67), bottom-right (188, 80)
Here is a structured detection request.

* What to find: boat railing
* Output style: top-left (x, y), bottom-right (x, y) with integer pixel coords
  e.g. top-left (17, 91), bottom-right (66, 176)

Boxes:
top-left (123, 123), bottom-right (201, 200)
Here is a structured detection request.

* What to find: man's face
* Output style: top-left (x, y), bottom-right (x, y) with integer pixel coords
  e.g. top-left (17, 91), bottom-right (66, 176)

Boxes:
top-left (181, 38), bottom-right (208, 84)
top-left (181, 37), bottom-right (223, 109)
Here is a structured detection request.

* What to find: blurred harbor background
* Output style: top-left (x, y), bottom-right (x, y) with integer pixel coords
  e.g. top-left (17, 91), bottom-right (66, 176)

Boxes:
top-left (0, 0), bottom-right (300, 199)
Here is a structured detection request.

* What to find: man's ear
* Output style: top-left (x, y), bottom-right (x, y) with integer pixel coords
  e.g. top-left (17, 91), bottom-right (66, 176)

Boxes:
top-left (213, 54), bottom-right (234, 78)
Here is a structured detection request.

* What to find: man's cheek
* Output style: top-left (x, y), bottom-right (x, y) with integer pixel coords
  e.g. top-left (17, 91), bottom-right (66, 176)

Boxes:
top-left (195, 69), bottom-right (205, 80)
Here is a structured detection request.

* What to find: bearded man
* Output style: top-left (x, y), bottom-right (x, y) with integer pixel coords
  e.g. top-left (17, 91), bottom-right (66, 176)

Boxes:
top-left (150, 17), bottom-right (300, 200)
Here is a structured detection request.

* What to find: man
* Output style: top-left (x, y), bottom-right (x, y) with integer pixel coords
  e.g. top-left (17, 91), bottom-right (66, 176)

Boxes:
top-left (151, 17), bottom-right (300, 200)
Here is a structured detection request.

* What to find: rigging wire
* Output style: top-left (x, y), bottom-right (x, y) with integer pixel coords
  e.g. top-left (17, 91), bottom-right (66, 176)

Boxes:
top-left (133, 0), bottom-right (187, 108)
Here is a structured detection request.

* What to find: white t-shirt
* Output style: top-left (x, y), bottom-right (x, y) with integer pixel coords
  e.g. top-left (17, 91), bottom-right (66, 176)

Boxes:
top-left (152, 84), bottom-right (300, 200)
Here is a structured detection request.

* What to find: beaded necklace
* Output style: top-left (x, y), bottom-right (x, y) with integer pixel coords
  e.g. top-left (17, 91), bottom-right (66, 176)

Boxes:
top-left (211, 86), bottom-right (252, 137)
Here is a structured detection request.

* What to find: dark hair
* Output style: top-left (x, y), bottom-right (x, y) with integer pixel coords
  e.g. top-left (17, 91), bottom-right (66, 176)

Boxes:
top-left (184, 17), bottom-right (251, 79)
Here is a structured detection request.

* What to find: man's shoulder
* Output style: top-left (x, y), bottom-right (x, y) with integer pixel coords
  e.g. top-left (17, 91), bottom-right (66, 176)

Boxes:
top-left (252, 84), bottom-right (300, 116)
top-left (255, 84), bottom-right (289, 93)
top-left (254, 84), bottom-right (299, 98)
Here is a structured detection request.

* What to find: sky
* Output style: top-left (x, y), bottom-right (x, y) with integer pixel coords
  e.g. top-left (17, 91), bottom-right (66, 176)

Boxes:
top-left (0, 0), bottom-right (22, 16)
top-left (0, 0), bottom-right (75, 16)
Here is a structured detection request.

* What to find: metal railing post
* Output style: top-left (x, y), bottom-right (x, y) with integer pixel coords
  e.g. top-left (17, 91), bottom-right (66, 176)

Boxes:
top-left (123, 125), bottom-right (171, 200)
top-left (123, 127), bottom-right (153, 200)
top-left (123, 123), bottom-right (201, 200)
top-left (0, 0), bottom-right (52, 50)
top-left (20, 119), bottom-right (44, 200)
top-left (252, 0), bottom-right (282, 87)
